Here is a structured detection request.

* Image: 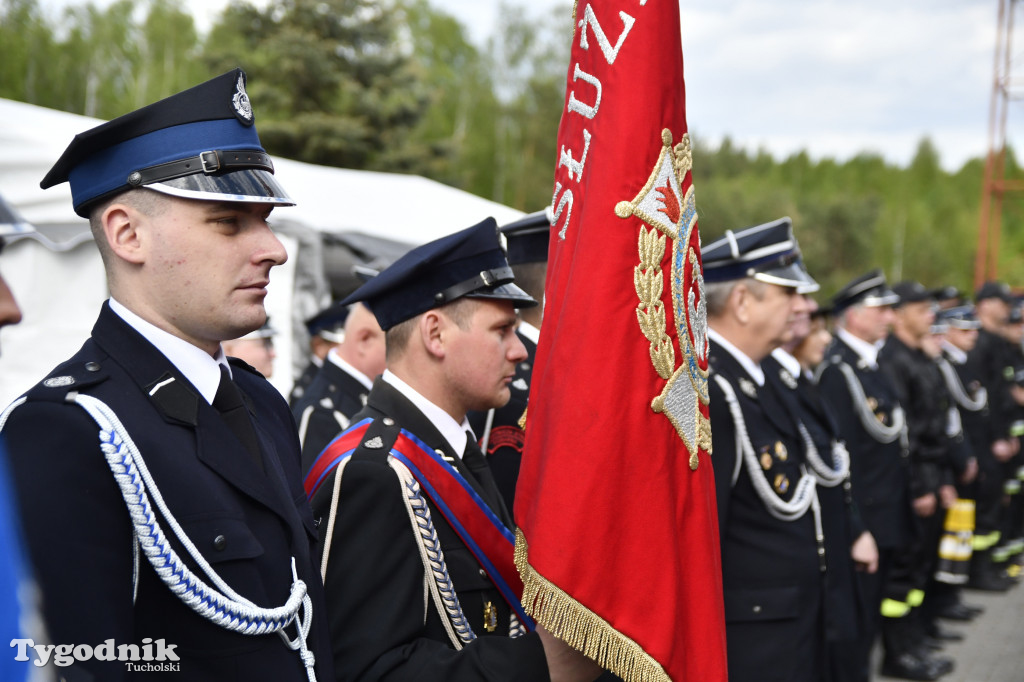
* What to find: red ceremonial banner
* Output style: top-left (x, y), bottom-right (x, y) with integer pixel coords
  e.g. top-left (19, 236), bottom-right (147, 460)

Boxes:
top-left (513, 2), bottom-right (728, 681)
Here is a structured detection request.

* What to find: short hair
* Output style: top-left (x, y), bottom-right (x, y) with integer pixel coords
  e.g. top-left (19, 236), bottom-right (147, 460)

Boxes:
top-left (704, 278), bottom-right (766, 318)
top-left (511, 262), bottom-right (546, 305)
top-left (384, 298), bottom-right (477, 362)
top-left (87, 188), bottom-right (170, 268)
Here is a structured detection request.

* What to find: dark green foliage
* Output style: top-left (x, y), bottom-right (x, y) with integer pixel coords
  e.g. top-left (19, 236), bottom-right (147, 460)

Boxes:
top-left (690, 136), bottom-right (1024, 297)
top-left (3, 0), bottom-right (1022, 289)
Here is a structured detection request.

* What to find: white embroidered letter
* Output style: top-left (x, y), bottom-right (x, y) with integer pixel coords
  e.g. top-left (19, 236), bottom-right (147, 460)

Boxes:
top-left (567, 63), bottom-right (602, 119)
top-left (552, 184), bottom-right (574, 240)
top-left (578, 4), bottom-right (635, 65)
top-left (558, 128), bottom-right (592, 183)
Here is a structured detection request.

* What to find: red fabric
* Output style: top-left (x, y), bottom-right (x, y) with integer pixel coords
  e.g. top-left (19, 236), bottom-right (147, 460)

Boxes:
top-left (515, 2), bottom-right (728, 679)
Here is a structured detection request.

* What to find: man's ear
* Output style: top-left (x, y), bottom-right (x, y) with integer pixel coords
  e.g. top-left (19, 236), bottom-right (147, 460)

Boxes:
top-left (731, 283), bottom-right (752, 326)
top-left (102, 202), bottom-right (146, 265)
top-left (420, 310), bottom-right (446, 360)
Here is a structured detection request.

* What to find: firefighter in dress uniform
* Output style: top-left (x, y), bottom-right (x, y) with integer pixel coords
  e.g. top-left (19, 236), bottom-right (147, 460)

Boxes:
top-left (875, 280), bottom-right (957, 680)
top-left (293, 302), bottom-right (386, 474)
top-left (303, 220), bottom-right (601, 682)
top-left (762, 295), bottom-right (878, 682)
top-left (703, 217), bottom-right (827, 682)
top-left (289, 301), bottom-right (351, 407)
top-left (816, 270), bottom-right (915, 681)
top-left (939, 305), bottom-right (1007, 593)
top-left (0, 70), bottom-right (334, 681)
top-left (467, 209), bottom-right (550, 513)
top-left (965, 282), bottom-right (1020, 585)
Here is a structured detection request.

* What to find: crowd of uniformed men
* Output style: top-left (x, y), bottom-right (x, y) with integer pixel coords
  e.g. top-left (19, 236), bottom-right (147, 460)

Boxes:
top-left (1, 70), bottom-right (1023, 682)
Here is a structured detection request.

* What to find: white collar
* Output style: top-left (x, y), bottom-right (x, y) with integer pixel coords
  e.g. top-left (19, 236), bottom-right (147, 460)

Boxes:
top-left (517, 320), bottom-right (540, 345)
top-left (771, 347), bottom-right (802, 378)
top-left (837, 327), bottom-right (880, 369)
top-left (381, 369), bottom-right (473, 458)
top-left (708, 328), bottom-right (765, 386)
top-left (941, 340), bottom-right (968, 365)
top-left (109, 298), bottom-right (228, 404)
top-left (326, 348), bottom-right (374, 390)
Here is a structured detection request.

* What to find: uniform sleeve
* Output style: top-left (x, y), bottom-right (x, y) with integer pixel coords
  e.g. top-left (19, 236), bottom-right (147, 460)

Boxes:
top-left (708, 378), bottom-right (737, 533)
top-left (3, 400), bottom-right (135, 681)
top-left (313, 458), bottom-right (549, 682)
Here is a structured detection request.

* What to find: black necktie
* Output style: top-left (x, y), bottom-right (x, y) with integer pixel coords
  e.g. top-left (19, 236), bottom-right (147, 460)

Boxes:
top-left (213, 365), bottom-right (264, 472)
top-left (462, 431), bottom-right (510, 522)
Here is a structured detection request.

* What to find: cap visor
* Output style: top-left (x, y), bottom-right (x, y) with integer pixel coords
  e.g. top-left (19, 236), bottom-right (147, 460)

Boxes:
top-left (862, 291), bottom-right (900, 307)
top-left (466, 282), bottom-right (538, 308)
top-left (753, 262), bottom-right (819, 292)
top-left (148, 168), bottom-right (294, 206)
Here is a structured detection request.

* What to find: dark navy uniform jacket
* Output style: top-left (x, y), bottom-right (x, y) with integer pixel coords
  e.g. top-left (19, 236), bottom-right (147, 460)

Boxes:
top-left (708, 338), bottom-right (825, 682)
top-left (308, 378), bottom-right (549, 682)
top-left (288, 360), bottom-right (322, 408)
top-left (763, 353), bottom-right (864, 644)
top-left (967, 328), bottom-right (1017, 442)
top-left (1, 303), bottom-right (334, 681)
top-left (293, 355), bottom-right (372, 475)
top-left (818, 336), bottom-right (911, 550)
top-left (467, 327), bottom-right (536, 514)
top-left (879, 335), bottom-right (954, 498)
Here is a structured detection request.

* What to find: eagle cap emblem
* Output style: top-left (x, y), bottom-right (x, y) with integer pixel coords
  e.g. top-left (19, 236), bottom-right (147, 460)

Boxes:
top-left (232, 72), bottom-right (254, 124)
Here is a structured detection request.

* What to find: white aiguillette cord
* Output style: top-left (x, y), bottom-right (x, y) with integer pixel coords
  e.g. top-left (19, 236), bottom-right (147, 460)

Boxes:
top-left (1, 394), bottom-right (318, 681)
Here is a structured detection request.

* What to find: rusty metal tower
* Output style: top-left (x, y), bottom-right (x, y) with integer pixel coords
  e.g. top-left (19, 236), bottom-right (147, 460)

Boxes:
top-left (977, 0), bottom-right (1024, 287)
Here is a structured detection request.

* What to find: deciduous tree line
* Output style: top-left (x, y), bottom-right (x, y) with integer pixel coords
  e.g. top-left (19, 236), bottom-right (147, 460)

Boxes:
top-left (2, 0), bottom-right (1019, 293)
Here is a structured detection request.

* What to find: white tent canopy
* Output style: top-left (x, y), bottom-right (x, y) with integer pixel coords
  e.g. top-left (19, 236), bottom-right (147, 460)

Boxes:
top-left (0, 98), bottom-right (523, 239)
top-left (0, 98), bottom-right (524, 406)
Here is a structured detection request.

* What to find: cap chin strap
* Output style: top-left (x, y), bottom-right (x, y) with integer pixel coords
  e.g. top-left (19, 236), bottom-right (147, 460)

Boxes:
top-left (433, 266), bottom-right (514, 304)
top-left (127, 150), bottom-right (274, 188)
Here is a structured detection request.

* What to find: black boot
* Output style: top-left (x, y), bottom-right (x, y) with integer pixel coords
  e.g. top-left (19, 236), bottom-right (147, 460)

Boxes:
top-left (967, 549), bottom-right (1012, 592)
top-left (881, 616), bottom-right (944, 681)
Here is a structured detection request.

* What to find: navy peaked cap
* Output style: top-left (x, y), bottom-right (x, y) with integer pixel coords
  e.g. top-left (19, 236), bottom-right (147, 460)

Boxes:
top-left (831, 269), bottom-right (899, 313)
top-left (892, 280), bottom-right (933, 307)
top-left (975, 280), bottom-right (1013, 303)
top-left (305, 301), bottom-right (351, 340)
top-left (41, 69), bottom-right (293, 218)
top-left (936, 305), bottom-right (981, 330)
top-left (702, 217), bottom-right (818, 292)
top-left (340, 218), bottom-right (538, 331)
top-left (500, 209), bottom-right (551, 265)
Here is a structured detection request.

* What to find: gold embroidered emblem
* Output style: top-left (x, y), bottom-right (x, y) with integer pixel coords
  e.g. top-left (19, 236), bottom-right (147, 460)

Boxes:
top-left (483, 601), bottom-right (498, 633)
top-left (773, 474), bottom-right (790, 495)
top-left (775, 442), bottom-right (788, 461)
top-left (616, 128), bottom-right (710, 470)
top-left (876, 411), bottom-right (887, 424)
top-left (760, 452), bottom-right (773, 470)
top-left (866, 396), bottom-right (878, 411)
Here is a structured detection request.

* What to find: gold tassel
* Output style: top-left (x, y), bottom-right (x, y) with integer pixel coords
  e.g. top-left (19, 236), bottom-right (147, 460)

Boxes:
top-left (515, 529), bottom-right (672, 682)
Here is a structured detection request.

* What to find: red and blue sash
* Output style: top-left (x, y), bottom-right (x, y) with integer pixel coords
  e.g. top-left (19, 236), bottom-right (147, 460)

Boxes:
top-left (305, 419), bottom-right (534, 631)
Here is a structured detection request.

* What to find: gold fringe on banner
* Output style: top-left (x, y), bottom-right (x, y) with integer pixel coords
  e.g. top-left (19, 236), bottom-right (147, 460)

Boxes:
top-left (515, 529), bottom-right (671, 682)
